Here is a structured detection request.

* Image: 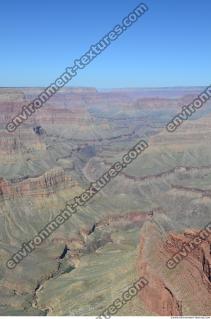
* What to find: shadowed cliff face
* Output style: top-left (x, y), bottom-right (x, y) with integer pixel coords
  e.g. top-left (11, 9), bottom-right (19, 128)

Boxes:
top-left (0, 87), bottom-right (211, 315)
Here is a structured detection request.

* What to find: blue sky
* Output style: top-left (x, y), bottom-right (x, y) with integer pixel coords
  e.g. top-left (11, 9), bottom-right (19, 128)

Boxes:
top-left (1, 0), bottom-right (210, 88)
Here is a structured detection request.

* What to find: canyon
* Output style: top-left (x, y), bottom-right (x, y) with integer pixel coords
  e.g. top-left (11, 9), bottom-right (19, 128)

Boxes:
top-left (0, 87), bottom-right (210, 315)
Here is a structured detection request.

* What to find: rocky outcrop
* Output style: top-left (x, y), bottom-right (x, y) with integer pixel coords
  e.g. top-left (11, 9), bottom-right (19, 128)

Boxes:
top-left (0, 168), bottom-right (73, 199)
top-left (139, 264), bottom-right (182, 315)
top-left (96, 211), bottom-right (150, 226)
top-left (164, 230), bottom-right (211, 286)
top-left (137, 221), bottom-right (211, 315)
top-left (138, 222), bottom-right (182, 316)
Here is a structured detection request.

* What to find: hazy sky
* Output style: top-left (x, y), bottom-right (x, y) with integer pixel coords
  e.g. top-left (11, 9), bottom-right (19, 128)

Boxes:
top-left (1, 0), bottom-right (210, 88)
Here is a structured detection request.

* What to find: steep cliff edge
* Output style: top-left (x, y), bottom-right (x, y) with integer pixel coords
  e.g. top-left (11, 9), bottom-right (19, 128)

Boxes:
top-left (137, 221), bottom-right (211, 315)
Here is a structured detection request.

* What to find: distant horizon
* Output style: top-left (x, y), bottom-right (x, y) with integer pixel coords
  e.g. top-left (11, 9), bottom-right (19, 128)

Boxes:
top-left (1, 0), bottom-right (210, 87)
top-left (0, 85), bottom-right (208, 90)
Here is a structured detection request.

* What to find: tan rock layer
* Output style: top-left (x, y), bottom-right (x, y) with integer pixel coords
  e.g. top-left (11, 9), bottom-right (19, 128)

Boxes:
top-left (0, 168), bottom-right (73, 199)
